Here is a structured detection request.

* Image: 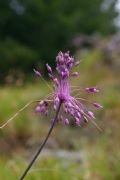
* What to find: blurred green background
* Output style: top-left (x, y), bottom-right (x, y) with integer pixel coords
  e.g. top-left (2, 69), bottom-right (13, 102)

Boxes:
top-left (0, 0), bottom-right (120, 179)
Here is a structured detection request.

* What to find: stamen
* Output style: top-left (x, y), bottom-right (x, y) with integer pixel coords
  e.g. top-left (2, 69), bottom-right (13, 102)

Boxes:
top-left (0, 91), bottom-right (55, 129)
top-left (41, 76), bottom-right (53, 91)
top-left (82, 112), bottom-right (102, 132)
top-left (75, 97), bottom-right (89, 102)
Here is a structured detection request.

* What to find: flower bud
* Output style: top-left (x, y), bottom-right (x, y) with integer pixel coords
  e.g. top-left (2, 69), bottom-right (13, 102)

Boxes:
top-left (64, 118), bottom-right (69, 125)
top-left (74, 61), bottom-right (80, 66)
top-left (46, 63), bottom-right (52, 73)
top-left (72, 72), bottom-right (78, 77)
top-left (93, 102), bottom-right (103, 108)
top-left (33, 68), bottom-right (41, 77)
top-left (88, 111), bottom-right (96, 119)
top-left (35, 106), bottom-right (41, 113)
top-left (85, 87), bottom-right (99, 93)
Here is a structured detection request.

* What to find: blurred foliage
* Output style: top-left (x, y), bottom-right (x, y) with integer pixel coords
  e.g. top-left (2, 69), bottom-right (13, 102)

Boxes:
top-left (0, 0), bottom-right (118, 82)
top-left (0, 144), bottom-right (120, 180)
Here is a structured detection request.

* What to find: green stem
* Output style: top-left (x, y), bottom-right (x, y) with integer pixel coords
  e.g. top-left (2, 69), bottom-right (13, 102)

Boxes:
top-left (19, 101), bottom-right (62, 180)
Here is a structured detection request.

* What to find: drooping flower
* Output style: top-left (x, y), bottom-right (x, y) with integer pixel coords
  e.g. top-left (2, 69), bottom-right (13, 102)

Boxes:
top-left (34, 51), bottom-right (103, 127)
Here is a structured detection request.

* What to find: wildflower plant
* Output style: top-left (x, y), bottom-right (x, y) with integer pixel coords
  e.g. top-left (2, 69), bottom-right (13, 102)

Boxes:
top-left (0, 51), bottom-right (103, 180)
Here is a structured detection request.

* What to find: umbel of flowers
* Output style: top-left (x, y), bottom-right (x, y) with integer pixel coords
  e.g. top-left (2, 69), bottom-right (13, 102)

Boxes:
top-left (34, 51), bottom-right (103, 126)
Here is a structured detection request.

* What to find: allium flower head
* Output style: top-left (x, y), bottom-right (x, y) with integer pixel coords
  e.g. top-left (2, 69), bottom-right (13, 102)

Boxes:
top-left (34, 51), bottom-right (102, 128)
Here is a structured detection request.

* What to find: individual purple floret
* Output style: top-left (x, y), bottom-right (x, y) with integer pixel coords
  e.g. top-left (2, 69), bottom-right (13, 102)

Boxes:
top-left (35, 106), bottom-right (41, 113)
top-left (33, 68), bottom-right (41, 77)
top-left (93, 102), bottom-right (103, 108)
top-left (72, 72), bottom-right (78, 77)
top-left (85, 87), bottom-right (99, 93)
top-left (88, 111), bottom-right (95, 119)
top-left (64, 118), bottom-right (70, 125)
top-left (35, 51), bottom-right (103, 127)
top-left (74, 60), bottom-right (80, 66)
top-left (46, 63), bottom-right (52, 73)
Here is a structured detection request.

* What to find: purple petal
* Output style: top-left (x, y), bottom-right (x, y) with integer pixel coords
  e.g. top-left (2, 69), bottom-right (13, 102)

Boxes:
top-left (54, 78), bottom-right (59, 87)
top-left (93, 102), bottom-right (103, 108)
top-left (74, 61), bottom-right (80, 66)
top-left (54, 104), bottom-right (58, 111)
top-left (46, 63), bottom-right (52, 73)
top-left (85, 87), bottom-right (99, 93)
top-left (35, 106), bottom-right (41, 113)
top-left (77, 112), bottom-right (81, 118)
top-left (64, 118), bottom-right (69, 125)
top-left (88, 111), bottom-right (96, 119)
top-left (54, 97), bottom-right (60, 105)
top-left (72, 72), bottom-right (78, 77)
top-left (75, 117), bottom-right (80, 126)
top-left (39, 100), bottom-right (44, 105)
top-left (33, 68), bottom-right (41, 77)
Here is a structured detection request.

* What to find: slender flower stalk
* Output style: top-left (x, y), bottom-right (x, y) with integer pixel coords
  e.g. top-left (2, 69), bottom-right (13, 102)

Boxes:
top-left (19, 101), bottom-right (62, 180)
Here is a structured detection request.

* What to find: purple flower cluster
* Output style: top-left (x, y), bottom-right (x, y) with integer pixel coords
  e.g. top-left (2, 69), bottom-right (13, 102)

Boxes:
top-left (34, 51), bottom-right (103, 126)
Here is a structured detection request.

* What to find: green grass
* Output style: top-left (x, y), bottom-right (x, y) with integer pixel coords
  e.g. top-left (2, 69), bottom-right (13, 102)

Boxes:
top-left (0, 155), bottom-right (82, 180)
top-left (0, 137), bottom-right (120, 180)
